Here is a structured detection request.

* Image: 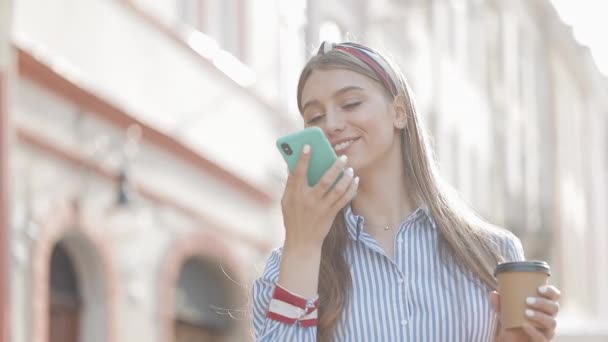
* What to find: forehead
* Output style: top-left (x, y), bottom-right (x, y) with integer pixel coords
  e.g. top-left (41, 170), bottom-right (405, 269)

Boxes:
top-left (301, 68), bottom-right (381, 102)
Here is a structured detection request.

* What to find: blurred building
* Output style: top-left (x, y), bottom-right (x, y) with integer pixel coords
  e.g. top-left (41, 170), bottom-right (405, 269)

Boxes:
top-left (1, 0), bottom-right (607, 342)
top-left (2, 0), bottom-right (301, 341)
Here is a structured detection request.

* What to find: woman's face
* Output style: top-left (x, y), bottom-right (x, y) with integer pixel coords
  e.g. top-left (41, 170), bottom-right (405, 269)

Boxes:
top-left (300, 68), bottom-right (402, 171)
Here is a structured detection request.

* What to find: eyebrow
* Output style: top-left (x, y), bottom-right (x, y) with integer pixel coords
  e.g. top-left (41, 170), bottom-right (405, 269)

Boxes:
top-left (301, 86), bottom-right (365, 114)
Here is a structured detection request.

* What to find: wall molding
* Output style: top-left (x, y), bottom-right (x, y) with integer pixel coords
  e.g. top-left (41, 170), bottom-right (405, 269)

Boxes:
top-left (16, 126), bottom-right (273, 254)
top-left (16, 47), bottom-right (276, 205)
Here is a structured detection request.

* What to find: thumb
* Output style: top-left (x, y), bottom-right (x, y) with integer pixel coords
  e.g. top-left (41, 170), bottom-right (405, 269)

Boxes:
top-left (489, 291), bottom-right (500, 314)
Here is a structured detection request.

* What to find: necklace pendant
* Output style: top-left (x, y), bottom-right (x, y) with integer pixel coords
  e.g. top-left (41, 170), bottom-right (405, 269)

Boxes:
top-left (384, 225), bottom-right (390, 231)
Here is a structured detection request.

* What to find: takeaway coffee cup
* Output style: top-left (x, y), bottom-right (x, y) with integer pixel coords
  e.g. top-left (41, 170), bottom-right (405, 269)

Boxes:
top-left (494, 261), bottom-right (551, 329)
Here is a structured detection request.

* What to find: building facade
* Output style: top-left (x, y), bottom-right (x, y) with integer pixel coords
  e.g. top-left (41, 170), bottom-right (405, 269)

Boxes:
top-left (3, 0), bottom-right (302, 341)
top-left (1, 0), bottom-right (607, 341)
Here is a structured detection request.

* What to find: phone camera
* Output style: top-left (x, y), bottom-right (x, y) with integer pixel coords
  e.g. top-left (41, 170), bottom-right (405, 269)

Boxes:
top-left (281, 143), bottom-right (293, 156)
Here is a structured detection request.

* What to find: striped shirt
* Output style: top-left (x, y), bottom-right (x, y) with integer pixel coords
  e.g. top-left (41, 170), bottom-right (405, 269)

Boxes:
top-left (252, 205), bottom-right (525, 341)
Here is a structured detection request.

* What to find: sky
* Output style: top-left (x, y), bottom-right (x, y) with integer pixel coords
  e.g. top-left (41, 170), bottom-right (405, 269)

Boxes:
top-left (550, 0), bottom-right (608, 76)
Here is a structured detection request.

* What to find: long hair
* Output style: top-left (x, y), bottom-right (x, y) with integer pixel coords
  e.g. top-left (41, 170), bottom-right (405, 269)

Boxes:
top-left (296, 43), bottom-right (506, 341)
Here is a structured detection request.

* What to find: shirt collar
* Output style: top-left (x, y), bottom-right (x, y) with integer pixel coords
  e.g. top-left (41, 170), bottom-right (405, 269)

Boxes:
top-left (343, 203), bottom-right (437, 241)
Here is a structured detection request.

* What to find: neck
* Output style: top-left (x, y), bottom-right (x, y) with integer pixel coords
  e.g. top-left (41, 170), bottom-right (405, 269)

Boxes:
top-left (351, 144), bottom-right (418, 235)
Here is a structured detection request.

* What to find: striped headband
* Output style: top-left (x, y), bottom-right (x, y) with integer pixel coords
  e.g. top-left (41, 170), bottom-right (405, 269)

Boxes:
top-left (317, 41), bottom-right (398, 96)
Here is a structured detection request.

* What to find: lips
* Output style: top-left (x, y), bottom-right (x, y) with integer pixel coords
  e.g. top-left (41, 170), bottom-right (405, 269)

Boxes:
top-left (332, 138), bottom-right (359, 153)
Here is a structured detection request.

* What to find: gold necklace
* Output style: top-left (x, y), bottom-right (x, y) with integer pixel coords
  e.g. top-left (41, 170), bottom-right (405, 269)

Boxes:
top-left (364, 210), bottom-right (418, 232)
top-left (364, 220), bottom-right (401, 231)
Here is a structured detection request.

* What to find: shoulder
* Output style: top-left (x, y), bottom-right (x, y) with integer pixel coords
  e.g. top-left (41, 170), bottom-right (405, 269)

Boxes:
top-left (483, 224), bottom-right (526, 262)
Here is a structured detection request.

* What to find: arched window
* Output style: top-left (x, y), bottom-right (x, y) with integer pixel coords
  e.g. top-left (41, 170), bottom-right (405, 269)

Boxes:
top-left (49, 242), bottom-right (81, 342)
top-left (174, 257), bottom-right (238, 342)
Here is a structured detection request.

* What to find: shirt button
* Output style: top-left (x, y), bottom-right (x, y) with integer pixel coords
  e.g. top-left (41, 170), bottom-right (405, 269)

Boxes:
top-left (401, 320), bottom-right (407, 325)
top-left (397, 238), bottom-right (403, 243)
top-left (397, 278), bottom-right (404, 284)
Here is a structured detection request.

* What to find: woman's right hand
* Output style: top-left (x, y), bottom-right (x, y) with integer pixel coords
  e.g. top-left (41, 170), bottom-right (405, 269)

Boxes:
top-left (280, 144), bottom-right (359, 251)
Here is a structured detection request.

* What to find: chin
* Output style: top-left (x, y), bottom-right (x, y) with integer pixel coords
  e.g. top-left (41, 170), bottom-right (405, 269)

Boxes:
top-left (345, 156), bottom-right (360, 171)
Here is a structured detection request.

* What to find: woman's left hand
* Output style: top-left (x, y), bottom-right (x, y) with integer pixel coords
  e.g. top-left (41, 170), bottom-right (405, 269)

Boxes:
top-left (490, 285), bottom-right (561, 341)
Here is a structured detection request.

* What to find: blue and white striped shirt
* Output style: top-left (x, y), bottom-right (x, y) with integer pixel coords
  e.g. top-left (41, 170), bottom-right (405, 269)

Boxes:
top-left (252, 205), bottom-right (525, 341)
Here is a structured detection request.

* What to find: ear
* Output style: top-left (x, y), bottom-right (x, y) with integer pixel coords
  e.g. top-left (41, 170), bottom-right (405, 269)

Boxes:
top-left (392, 94), bottom-right (408, 129)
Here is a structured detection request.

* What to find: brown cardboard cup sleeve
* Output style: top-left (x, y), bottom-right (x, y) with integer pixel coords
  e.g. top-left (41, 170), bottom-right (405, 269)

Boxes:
top-left (494, 261), bottom-right (551, 329)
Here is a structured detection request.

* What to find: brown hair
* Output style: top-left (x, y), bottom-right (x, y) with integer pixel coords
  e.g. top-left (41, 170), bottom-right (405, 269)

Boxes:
top-left (297, 44), bottom-right (506, 341)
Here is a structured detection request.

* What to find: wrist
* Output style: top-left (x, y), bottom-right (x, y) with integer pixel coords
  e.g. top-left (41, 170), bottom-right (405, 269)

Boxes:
top-left (278, 243), bottom-right (322, 299)
top-left (283, 241), bottom-right (323, 257)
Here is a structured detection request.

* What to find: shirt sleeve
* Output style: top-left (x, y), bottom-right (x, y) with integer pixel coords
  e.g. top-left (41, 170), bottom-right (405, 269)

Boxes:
top-left (251, 248), bottom-right (318, 342)
top-left (498, 231), bottom-right (526, 262)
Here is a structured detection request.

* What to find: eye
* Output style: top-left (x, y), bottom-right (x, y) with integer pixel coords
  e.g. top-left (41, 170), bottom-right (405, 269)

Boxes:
top-left (306, 115), bottom-right (324, 125)
top-left (342, 101), bottom-right (362, 110)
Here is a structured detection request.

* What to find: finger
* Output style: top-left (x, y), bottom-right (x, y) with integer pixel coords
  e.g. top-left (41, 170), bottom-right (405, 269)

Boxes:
top-left (292, 144), bottom-right (312, 188)
top-left (311, 155), bottom-right (348, 197)
top-left (488, 291), bottom-right (500, 314)
top-left (322, 167), bottom-right (354, 206)
top-left (526, 296), bottom-right (559, 316)
top-left (329, 175), bottom-right (359, 212)
top-left (538, 285), bottom-right (561, 301)
top-left (522, 322), bottom-right (549, 341)
top-left (525, 309), bottom-right (556, 336)
top-left (282, 165), bottom-right (293, 188)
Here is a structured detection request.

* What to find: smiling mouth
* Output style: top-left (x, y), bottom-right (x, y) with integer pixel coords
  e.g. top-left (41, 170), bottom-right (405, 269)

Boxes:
top-left (333, 138), bottom-right (359, 153)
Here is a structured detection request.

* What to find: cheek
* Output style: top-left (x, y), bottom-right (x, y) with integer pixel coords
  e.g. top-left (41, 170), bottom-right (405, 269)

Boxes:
top-left (354, 122), bottom-right (394, 160)
top-left (350, 107), bottom-right (383, 131)
top-left (358, 114), bottom-right (394, 143)
top-left (355, 100), bottom-right (394, 131)
top-left (349, 100), bottom-right (396, 147)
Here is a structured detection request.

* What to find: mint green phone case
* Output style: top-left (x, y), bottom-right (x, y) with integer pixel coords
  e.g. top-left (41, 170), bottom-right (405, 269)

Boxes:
top-left (276, 127), bottom-right (342, 187)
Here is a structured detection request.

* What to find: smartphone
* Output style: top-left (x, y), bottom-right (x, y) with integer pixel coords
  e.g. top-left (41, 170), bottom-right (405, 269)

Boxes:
top-left (276, 127), bottom-right (343, 187)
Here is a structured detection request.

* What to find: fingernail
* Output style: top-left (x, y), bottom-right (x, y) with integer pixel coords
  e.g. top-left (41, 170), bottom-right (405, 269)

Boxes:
top-left (345, 167), bottom-right (354, 176)
top-left (303, 145), bottom-right (310, 154)
top-left (526, 297), bottom-right (536, 305)
top-left (525, 309), bottom-right (535, 317)
top-left (539, 286), bottom-right (548, 294)
top-left (354, 176), bottom-right (360, 184)
top-left (339, 155), bottom-right (348, 163)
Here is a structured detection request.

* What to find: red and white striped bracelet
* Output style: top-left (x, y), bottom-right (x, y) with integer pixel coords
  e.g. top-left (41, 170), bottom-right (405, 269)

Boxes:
top-left (267, 283), bottom-right (320, 327)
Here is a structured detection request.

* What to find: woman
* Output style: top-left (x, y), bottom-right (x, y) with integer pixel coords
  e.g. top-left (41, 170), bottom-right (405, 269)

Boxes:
top-left (252, 41), bottom-right (560, 341)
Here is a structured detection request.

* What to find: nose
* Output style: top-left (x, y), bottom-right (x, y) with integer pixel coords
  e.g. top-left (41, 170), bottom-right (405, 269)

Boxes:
top-left (324, 110), bottom-right (346, 134)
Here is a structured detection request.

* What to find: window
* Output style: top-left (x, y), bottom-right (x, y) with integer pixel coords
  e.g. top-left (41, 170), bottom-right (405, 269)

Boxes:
top-left (174, 258), bottom-right (239, 341)
top-left (446, 3), bottom-right (456, 57)
top-left (486, 5), bottom-right (504, 85)
top-left (177, 0), bottom-right (245, 60)
top-left (277, 0), bottom-right (308, 113)
top-left (178, 0), bottom-right (205, 30)
top-left (468, 3), bottom-right (485, 87)
top-left (518, 29), bottom-right (527, 108)
top-left (319, 20), bottom-right (343, 43)
top-left (49, 242), bottom-right (81, 342)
